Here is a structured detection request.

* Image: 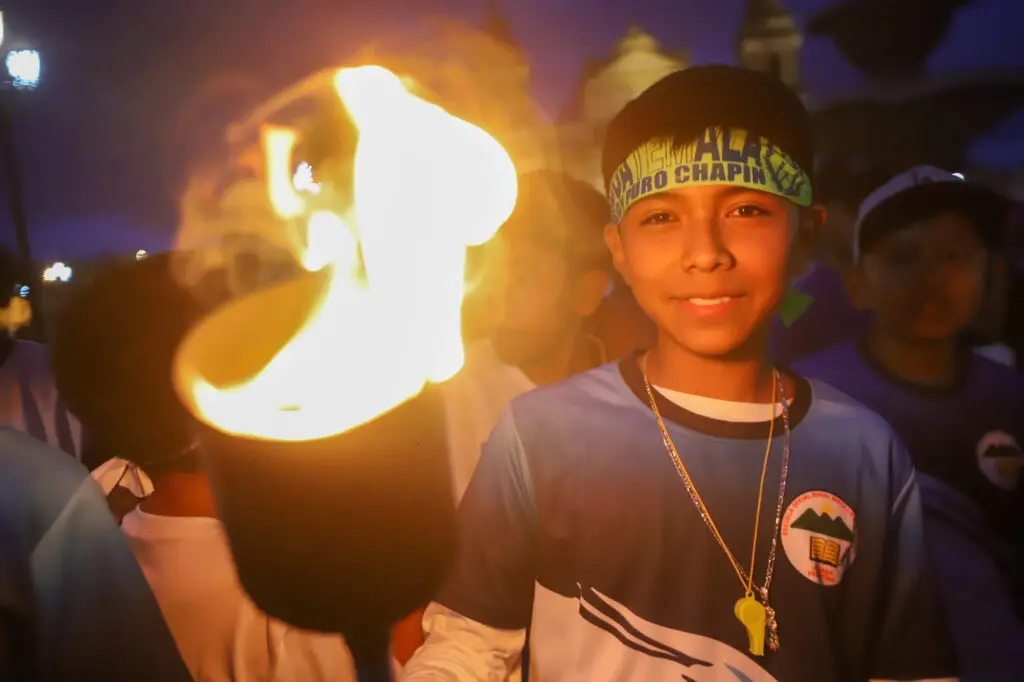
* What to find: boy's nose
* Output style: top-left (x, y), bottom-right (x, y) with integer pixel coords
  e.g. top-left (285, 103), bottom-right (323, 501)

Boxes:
top-left (681, 217), bottom-right (731, 272)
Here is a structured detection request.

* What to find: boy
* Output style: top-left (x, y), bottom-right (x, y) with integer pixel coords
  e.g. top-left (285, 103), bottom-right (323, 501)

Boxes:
top-left (444, 169), bottom-right (611, 502)
top-left (392, 170), bottom-right (611, 663)
top-left (401, 66), bottom-right (956, 681)
top-left (795, 167), bottom-right (1024, 679)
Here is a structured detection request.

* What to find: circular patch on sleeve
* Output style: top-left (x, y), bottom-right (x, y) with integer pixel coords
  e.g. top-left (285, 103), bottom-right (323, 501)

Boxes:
top-left (781, 490), bottom-right (856, 587)
top-left (976, 431), bottom-right (1023, 492)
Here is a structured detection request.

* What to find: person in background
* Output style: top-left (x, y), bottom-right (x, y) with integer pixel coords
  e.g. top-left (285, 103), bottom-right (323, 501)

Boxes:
top-left (391, 170), bottom-right (612, 665)
top-left (795, 166), bottom-right (1023, 681)
top-left (765, 164), bottom-right (878, 366)
top-left (50, 254), bottom-right (373, 682)
top-left (401, 66), bottom-right (957, 682)
top-left (0, 428), bottom-right (191, 681)
top-left (589, 270), bottom-right (656, 361)
top-left (0, 246), bottom-right (79, 456)
top-left (444, 169), bottom-right (612, 502)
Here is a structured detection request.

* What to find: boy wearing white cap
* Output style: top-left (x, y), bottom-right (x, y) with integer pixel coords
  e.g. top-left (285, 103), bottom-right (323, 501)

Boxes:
top-left (795, 166), bottom-right (1024, 681)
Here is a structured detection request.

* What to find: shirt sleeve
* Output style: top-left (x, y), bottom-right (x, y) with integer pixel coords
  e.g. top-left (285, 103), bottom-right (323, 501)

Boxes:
top-left (274, 625), bottom-right (363, 682)
top-left (400, 603), bottom-right (526, 681)
top-left (401, 407), bottom-right (536, 680)
top-left (868, 448), bottom-right (959, 681)
top-left (23, 442), bottom-right (192, 682)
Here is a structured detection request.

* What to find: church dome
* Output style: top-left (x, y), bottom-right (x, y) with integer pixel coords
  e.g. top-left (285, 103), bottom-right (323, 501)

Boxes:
top-left (616, 26), bottom-right (660, 57)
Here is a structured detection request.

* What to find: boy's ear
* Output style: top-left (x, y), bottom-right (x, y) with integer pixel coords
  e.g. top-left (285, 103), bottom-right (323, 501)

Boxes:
top-left (604, 223), bottom-right (629, 285)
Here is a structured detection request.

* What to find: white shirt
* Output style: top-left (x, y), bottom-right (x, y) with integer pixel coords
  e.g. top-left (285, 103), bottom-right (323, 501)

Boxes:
top-left (0, 339), bottom-right (80, 457)
top-left (442, 340), bottom-right (535, 504)
top-left (122, 508), bottom-right (364, 682)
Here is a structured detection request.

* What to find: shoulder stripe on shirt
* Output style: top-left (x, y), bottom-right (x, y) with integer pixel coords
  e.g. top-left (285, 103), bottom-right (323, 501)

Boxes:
top-left (892, 469), bottom-right (916, 517)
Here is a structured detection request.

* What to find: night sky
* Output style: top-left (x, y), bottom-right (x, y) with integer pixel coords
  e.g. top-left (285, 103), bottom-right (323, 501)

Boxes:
top-left (2, 0), bottom-right (1023, 261)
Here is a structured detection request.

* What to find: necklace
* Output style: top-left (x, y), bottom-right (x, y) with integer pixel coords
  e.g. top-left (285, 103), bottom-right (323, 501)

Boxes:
top-left (641, 355), bottom-right (791, 656)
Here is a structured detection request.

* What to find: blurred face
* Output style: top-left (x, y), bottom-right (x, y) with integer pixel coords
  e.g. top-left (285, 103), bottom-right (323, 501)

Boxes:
top-left (849, 212), bottom-right (988, 342)
top-left (491, 237), bottom-right (605, 367)
top-left (606, 185), bottom-right (812, 358)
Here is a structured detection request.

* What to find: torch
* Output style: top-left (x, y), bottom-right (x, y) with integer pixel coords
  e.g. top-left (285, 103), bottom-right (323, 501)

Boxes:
top-left (172, 65), bottom-right (518, 679)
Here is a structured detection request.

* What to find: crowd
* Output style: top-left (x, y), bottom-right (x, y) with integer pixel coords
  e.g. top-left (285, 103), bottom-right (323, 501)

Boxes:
top-left (0, 63), bottom-right (1021, 682)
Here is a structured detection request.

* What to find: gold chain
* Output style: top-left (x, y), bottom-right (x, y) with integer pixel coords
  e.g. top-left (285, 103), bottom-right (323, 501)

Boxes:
top-left (640, 355), bottom-right (788, 598)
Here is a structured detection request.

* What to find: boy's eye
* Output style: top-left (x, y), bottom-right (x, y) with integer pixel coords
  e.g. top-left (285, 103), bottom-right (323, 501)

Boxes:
top-left (727, 205), bottom-right (769, 218)
top-left (640, 211), bottom-right (676, 226)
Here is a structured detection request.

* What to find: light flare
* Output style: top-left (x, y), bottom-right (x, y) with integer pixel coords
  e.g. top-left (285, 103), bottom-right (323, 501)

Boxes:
top-left (177, 65), bottom-right (518, 442)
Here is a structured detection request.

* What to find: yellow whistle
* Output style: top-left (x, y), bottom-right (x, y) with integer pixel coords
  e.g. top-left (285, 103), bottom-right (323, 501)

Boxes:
top-left (735, 594), bottom-right (767, 657)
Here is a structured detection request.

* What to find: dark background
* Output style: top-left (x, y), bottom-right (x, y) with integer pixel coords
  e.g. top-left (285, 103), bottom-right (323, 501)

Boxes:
top-left (1, 0), bottom-right (1022, 260)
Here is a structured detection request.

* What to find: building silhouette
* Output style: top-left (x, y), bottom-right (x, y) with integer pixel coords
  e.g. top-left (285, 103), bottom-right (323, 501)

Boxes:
top-left (549, 0), bottom-right (804, 189)
top-left (737, 0), bottom-right (802, 93)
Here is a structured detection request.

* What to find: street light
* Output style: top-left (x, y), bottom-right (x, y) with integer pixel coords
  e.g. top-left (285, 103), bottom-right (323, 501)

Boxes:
top-left (5, 49), bottom-right (40, 90)
top-left (0, 12), bottom-right (44, 337)
top-left (42, 262), bottom-right (72, 284)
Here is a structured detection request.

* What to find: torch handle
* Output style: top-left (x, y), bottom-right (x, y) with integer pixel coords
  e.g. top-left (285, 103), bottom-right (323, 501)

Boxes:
top-left (350, 632), bottom-right (394, 682)
top-left (355, 660), bottom-right (394, 682)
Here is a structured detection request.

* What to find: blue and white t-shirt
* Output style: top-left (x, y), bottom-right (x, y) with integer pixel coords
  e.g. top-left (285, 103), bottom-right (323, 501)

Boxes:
top-left (796, 341), bottom-right (1023, 544)
top-left (402, 357), bottom-right (957, 682)
top-left (796, 341), bottom-right (1024, 680)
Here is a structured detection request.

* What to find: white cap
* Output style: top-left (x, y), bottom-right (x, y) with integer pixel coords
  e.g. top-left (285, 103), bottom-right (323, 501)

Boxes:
top-left (853, 166), bottom-right (1006, 263)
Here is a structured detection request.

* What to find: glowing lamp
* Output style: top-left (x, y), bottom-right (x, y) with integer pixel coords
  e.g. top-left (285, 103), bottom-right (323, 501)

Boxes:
top-left (6, 48), bottom-right (40, 90)
top-left (42, 261), bottom-right (71, 283)
top-left (173, 64), bottom-right (517, 678)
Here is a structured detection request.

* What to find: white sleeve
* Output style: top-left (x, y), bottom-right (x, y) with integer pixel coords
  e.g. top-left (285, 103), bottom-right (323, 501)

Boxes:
top-left (276, 627), bottom-right (408, 682)
top-left (400, 603), bottom-right (526, 681)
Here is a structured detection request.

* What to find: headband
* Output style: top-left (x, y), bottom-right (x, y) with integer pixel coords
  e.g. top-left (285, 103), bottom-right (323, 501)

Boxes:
top-left (607, 127), bottom-right (812, 223)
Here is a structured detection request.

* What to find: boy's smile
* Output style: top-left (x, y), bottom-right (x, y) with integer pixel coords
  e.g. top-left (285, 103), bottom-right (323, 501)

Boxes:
top-left (606, 184), bottom-right (810, 358)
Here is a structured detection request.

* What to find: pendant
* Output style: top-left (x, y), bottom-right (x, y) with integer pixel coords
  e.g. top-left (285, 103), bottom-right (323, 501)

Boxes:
top-left (759, 586), bottom-right (779, 652)
top-left (765, 604), bottom-right (779, 652)
top-left (734, 594), bottom-right (766, 656)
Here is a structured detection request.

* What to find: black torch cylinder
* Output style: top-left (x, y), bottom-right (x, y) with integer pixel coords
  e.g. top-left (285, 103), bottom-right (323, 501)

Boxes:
top-left (176, 271), bottom-right (457, 678)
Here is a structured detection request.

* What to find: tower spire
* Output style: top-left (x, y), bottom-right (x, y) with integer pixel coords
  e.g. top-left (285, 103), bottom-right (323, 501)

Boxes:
top-left (737, 0), bottom-right (802, 91)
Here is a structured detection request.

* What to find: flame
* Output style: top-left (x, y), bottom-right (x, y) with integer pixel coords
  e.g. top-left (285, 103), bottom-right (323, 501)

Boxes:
top-left (176, 65), bottom-right (517, 442)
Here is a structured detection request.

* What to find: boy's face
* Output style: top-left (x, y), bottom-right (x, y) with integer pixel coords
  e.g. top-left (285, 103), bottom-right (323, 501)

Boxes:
top-left (849, 211), bottom-right (988, 341)
top-left (491, 236), bottom-right (606, 367)
top-left (605, 185), bottom-right (810, 358)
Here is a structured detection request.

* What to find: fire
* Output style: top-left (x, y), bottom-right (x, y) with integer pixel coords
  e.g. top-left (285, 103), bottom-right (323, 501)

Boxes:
top-left (175, 65), bottom-right (518, 442)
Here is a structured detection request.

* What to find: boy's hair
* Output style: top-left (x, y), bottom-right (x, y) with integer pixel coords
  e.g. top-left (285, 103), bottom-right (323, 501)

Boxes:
top-left (502, 170), bottom-right (611, 274)
top-left (601, 65), bottom-right (815, 195)
top-left (50, 254), bottom-right (204, 476)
